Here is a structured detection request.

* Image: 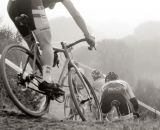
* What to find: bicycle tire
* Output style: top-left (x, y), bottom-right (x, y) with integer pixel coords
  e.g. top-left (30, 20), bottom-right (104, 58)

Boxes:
top-left (64, 93), bottom-right (84, 120)
top-left (1, 44), bottom-right (50, 117)
top-left (68, 67), bottom-right (102, 121)
top-left (64, 93), bottom-right (75, 120)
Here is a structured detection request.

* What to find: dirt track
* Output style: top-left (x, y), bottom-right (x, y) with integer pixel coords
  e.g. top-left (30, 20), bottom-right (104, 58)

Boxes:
top-left (1, 109), bottom-right (160, 130)
top-left (0, 96), bottom-right (160, 130)
top-left (0, 109), bottom-right (105, 130)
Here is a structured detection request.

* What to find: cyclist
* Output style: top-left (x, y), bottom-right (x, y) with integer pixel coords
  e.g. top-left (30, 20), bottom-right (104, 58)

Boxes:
top-left (100, 72), bottom-right (139, 121)
top-left (7, 0), bottom-right (95, 96)
top-left (91, 69), bottom-right (105, 101)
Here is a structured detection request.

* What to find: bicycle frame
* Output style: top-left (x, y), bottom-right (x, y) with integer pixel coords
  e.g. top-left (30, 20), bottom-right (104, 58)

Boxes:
top-left (0, 30), bottom-right (90, 95)
top-left (0, 27), bottom-right (92, 104)
top-left (29, 30), bottom-right (92, 100)
top-left (51, 42), bottom-right (92, 101)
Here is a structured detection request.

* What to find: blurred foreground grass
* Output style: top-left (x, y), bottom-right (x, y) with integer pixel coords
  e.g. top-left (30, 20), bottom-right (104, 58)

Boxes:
top-left (1, 109), bottom-right (160, 130)
top-left (80, 119), bottom-right (160, 130)
top-left (49, 117), bottom-right (159, 130)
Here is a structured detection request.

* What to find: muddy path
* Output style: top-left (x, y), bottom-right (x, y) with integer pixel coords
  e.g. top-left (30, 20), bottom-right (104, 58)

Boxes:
top-left (0, 109), bottom-right (106, 130)
top-left (0, 109), bottom-right (160, 130)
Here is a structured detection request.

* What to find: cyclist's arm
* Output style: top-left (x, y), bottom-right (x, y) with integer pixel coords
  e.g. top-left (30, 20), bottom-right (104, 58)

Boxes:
top-left (61, 0), bottom-right (90, 38)
top-left (125, 82), bottom-right (135, 99)
top-left (125, 82), bottom-right (139, 112)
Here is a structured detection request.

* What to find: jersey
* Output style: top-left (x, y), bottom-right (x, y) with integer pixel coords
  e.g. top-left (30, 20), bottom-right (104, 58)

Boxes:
top-left (101, 79), bottom-right (135, 99)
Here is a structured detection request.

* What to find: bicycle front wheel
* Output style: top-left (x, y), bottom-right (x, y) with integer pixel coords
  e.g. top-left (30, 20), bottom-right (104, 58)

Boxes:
top-left (1, 44), bottom-right (50, 117)
top-left (68, 67), bottom-right (102, 121)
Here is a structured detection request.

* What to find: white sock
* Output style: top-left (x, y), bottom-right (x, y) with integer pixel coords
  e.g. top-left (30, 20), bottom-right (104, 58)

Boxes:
top-left (43, 65), bottom-right (52, 83)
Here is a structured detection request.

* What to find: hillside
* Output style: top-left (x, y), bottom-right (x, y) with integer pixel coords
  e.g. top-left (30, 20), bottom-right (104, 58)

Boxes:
top-left (72, 21), bottom-right (160, 87)
top-left (48, 17), bottom-right (160, 88)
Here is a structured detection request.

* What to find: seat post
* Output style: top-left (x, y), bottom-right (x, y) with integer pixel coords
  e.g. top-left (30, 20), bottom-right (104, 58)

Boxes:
top-left (31, 31), bottom-right (39, 45)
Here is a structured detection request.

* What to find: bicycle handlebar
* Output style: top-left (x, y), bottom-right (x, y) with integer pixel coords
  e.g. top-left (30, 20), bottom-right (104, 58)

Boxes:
top-left (66, 38), bottom-right (87, 49)
top-left (66, 38), bottom-right (96, 50)
top-left (52, 38), bottom-right (95, 67)
top-left (53, 38), bottom-right (95, 53)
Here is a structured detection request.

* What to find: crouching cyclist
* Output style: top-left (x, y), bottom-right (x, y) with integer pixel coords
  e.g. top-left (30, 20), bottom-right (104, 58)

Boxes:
top-left (100, 72), bottom-right (140, 121)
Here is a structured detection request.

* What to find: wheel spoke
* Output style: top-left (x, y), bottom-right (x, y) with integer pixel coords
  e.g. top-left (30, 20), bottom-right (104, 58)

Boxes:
top-left (1, 45), bottom-right (50, 117)
top-left (68, 67), bottom-right (101, 121)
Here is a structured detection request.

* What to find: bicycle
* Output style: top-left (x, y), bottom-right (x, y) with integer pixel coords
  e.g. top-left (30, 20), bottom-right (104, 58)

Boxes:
top-left (0, 14), bottom-right (101, 121)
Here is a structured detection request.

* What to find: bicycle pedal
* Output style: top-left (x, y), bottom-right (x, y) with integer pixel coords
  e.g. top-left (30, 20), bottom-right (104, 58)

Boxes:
top-left (48, 91), bottom-right (65, 100)
top-left (53, 90), bottom-right (65, 97)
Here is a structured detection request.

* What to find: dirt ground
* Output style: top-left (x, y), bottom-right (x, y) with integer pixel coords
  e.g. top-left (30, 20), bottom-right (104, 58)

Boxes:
top-left (0, 109), bottom-right (107, 130)
top-left (0, 88), bottom-right (159, 130)
top-left (1, 104), bottom-right (160, 130)
top-left (0, 96), bottom-right (159, 130)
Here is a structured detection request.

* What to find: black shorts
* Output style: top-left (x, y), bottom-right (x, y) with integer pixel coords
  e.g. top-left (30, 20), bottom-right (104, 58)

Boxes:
top-left (100, 89), bottom-right (131, 116)
top-left (7, 0), bottom-right (49, 37)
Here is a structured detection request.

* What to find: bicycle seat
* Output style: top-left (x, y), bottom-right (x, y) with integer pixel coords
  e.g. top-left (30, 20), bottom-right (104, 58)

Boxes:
top-left (111, 100), bottom-right (120, 107)
top-left (15, 14), bottom-right (30, 27)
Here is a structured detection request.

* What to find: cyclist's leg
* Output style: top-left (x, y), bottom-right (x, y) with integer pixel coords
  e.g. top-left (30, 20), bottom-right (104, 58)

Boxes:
top-left (31, 0), bottom-right (53, 83)
top-left (118, 97), bottom-right (131, 116)
top-left (7, 0), bottom-right (40, 73)
top-left (7, 0), bottom-right (39, 60)
top-left (7, 0), bottom-right (64, 98)
top-left (7, 0), bottom-right (34, 38)
top-left (8, 0), bottom-right (53, 83)
top-left (31, 1), bottom-right (64, 97)
top-left (114, 95), bottom-right (135, 120)
top-left (100, 89), bottom-right (112, 120)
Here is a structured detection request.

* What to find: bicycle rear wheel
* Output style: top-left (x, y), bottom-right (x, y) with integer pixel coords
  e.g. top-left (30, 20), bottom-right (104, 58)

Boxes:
top-left (68, 67), bottom-right (102, 121)
top-left (1, 44), bottom-right (50, 117)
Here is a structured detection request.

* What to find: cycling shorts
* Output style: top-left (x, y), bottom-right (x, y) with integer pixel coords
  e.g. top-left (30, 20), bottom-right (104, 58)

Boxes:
top-left (7, 0), bottom-right (50, 37)
top-left (100, 88), bottom-right (131, 116)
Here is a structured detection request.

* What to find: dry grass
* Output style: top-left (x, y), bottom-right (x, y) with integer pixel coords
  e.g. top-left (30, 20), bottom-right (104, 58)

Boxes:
top-left (44, 102), bottom-right (160, 130)
top-left (1, 112), bottom-right (160, 130)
